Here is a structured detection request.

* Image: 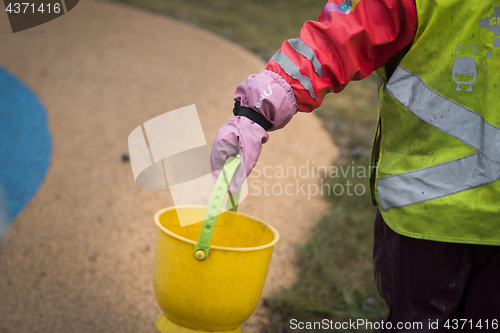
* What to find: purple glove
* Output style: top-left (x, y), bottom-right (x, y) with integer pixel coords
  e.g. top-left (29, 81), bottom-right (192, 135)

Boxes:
top-left (211, 116), bottom-right (268, 193)
top-left (210, 70), bottom-right (297, 192)
top-left (234, 70), bottom-right (297, 131)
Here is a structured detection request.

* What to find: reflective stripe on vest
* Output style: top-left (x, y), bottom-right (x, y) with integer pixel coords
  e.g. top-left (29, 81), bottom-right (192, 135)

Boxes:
top-left (378, 65), bottom-right (500, 210)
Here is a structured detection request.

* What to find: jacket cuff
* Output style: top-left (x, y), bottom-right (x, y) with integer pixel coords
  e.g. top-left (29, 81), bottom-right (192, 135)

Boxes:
top-left (233, 70), bottom-right (298, 131)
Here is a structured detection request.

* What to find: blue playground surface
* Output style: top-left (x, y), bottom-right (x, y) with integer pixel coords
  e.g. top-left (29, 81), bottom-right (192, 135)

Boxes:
top-left (0, 66), bottom-right (52, 230)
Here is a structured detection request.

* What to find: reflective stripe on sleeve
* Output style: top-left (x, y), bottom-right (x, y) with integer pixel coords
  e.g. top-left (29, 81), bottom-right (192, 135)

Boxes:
top-left (270, 50), bottom-right (318, 100)
top-left (287, 38), bottom-right (324, 77)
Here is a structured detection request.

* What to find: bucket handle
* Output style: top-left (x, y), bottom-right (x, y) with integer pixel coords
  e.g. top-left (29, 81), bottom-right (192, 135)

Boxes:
top-left (193, 156), bottom-right (242, 261)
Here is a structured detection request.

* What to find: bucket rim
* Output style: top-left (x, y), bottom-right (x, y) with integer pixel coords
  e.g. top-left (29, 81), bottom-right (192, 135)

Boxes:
top-left (154, 205), bottom-right (279, 252)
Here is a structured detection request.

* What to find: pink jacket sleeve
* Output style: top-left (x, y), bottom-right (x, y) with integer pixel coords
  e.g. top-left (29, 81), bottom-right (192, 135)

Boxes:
top-left (265, 0), bottom-right (418, 112)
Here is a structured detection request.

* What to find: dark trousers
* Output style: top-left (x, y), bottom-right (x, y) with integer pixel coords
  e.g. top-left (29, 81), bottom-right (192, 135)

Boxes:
top-left (373, 210), bottom-right (500, 332)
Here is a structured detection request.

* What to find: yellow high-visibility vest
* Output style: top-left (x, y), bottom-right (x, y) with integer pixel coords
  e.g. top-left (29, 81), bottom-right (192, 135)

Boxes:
top-left (373, 0), bottom-right (500, 245)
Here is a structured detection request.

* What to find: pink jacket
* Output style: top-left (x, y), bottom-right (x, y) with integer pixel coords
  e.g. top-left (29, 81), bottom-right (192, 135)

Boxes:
top-left (212, 0), bottom-right (418, 189)
top-left (236, 0), bottom-right (418, 128)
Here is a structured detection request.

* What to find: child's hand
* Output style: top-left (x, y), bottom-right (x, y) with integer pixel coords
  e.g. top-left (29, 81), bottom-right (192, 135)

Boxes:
top-left (210, 116), bottom-right (268, 193)
top-left (210, 70), bottom-right (297, 193)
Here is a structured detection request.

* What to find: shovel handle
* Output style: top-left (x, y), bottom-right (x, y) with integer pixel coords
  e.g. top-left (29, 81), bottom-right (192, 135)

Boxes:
top-left (193, 156), bottom-right (242, 261)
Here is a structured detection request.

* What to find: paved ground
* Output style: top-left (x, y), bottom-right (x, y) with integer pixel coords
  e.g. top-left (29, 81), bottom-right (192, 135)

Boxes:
top-left (0, 66), bottom-right (52, 230)
top-left (0, 1), bottom-right (337, 331)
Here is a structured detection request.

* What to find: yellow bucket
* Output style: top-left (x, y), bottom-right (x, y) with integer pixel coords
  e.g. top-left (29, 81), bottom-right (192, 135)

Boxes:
top-left (153, 157), bottom-right (279, 333)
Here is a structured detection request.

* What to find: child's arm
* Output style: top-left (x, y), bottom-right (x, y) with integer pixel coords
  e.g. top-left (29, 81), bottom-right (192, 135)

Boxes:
top-left (211, 0), bottom-right (418, 185)
top-left (265, 0), bottom-right (418, 112)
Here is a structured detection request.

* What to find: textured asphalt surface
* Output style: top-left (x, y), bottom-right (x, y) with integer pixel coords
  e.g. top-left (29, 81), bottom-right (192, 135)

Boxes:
top-left (0, 1), bottom-right (337, 331)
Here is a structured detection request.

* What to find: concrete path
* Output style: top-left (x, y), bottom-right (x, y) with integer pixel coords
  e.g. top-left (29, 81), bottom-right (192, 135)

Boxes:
top-left (0, 1), bottom-right (337, 331)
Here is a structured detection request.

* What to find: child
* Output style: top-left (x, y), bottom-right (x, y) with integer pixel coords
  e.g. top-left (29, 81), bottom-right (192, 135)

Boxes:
top-left (211, 0), bottom-right (500, 330)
